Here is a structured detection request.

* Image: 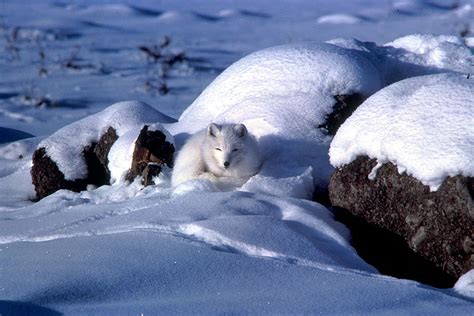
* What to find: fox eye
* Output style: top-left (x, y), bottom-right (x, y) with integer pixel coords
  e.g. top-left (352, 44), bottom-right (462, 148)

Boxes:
top-left (232, 148), bottom-right (239, 152)
top-left (215, 148), bottom-right (222, 151)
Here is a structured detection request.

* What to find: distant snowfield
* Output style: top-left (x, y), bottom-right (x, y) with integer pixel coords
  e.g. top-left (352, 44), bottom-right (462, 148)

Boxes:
top-left (1, 0), bottom-right (474, 314)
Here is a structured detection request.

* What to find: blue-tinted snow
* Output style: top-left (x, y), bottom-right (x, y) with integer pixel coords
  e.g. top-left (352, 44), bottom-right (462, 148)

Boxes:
top-left (1, 0), bottom-right (474, 314)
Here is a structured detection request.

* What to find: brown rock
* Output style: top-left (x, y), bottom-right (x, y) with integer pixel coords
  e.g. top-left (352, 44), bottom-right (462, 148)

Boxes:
top-left (126, 125), bottom-right (174, 185)
top-left (31, 148), bottom-right (88, 200)
top-left (31, 127), bottom-right (119, 200)
top-left (94, 126), bottom-right (119, 173)
top-left (329, 156), bottom-right (474, 286)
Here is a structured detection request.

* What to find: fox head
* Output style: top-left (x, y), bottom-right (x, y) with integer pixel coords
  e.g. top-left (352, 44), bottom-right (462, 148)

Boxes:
top-left (205, 123), bottom-right (248, 171)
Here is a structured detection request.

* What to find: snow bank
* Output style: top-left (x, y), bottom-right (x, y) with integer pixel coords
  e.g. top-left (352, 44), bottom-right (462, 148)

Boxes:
top-left (327, 34), bottom-right (474, 85)
top-left (169, 36), bottom-right (473, 195)
top-left (169, 42), bottom-right (383, 192)
top-left (330, 73), bottom-right (474, 191)
top-left (384, 34), bottom-right (474, 74)
top-left (1, 0), bottom-right (474, 311)
top-left (38, 101), bottom-right (175, 181)
top-left (178, 42), bottom-right (382, 131)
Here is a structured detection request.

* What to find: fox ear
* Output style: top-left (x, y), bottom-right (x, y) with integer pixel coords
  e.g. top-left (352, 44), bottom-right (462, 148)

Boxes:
top-left (233, 124), bottom-right (247, 138)
top-left (207, 123), bottom-right (221, 137)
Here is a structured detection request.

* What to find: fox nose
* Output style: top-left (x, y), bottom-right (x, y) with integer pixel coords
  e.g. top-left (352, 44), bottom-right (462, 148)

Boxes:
top-left (223, 161), bottom-right (230, 168)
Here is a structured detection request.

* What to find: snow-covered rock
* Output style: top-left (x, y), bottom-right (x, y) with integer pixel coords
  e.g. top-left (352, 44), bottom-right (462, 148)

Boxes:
top-left (31, 101), bottom-right (175, 199)
top-left (329, 72), bottom-right (474, 283)
top-left (38, 101), bottom-right (174, 181)
top-left (168, 42), bottom-right (384, 194)
top-left (178, 42), bottom-right (382, 133)
top-left (330, 72), bottom-right (473, 191)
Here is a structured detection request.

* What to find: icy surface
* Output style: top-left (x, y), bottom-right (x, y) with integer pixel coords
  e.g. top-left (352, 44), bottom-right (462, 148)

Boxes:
top-left (330, 73), bottom-right (474, 190)
top-left (1, 0), bottom-right (474, 314)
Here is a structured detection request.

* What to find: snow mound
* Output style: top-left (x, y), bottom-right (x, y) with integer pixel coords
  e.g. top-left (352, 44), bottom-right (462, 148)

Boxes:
top-left (179, 42), bottom-right (382, 131)
top-left (317, 14), bottom-right (363, 24)
top-left (169, 42), bottom-right (383, 191)
top-left (330, 73), bottom-right (474, 191)
top-left (39, 101), bottom-right (174, 181)
top-left (384, 34), bottom-right (474, 74)
top-left (0, 187), bottom-right (370, 273)
top-left (327, 34), bottom-right (473, 85)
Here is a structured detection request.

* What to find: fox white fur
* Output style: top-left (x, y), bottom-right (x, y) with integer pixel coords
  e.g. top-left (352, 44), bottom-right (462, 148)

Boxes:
top-left (171, 123), bottom-right (262, 187)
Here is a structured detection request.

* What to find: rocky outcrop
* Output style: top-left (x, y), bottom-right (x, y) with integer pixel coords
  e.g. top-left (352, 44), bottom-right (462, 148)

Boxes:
top-left (329, 156), bottom-right (474, 286)
top-left (31, 127), bottom-right (118, 200)
top-left (126, 125), bottom-right (174, 185)
top-left (31, 147), bottom-right (86, 199)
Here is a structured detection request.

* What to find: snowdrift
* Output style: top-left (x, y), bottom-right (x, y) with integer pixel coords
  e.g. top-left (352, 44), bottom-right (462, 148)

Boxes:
top-left (1, 33), bottom-right (474, 314)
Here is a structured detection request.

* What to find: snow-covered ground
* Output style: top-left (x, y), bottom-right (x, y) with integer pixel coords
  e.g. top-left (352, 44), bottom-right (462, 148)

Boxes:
top-left (1, 0), bottom-right (474, 314)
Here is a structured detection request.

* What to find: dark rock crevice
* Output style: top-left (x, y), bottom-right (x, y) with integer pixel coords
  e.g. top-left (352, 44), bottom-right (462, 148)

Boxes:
top-left (318, 94), bottom-right (365, 135)
top-left (125, 125), bottom-right (175, 185)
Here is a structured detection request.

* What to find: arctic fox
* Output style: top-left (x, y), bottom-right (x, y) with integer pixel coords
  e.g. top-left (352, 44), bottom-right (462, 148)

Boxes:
top-left (171, 123), bottom-right (262, 188)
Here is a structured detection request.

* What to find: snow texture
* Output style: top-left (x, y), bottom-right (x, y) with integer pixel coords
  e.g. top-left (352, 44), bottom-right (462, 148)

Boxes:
top-left (330, 73), bottom-right (474, 191)
top-left (170, 42), bottom-right (384, 191)
top-left (1, 0), bottom-right (474, 314)
top-left (455, 269), bottom-right (474, 298)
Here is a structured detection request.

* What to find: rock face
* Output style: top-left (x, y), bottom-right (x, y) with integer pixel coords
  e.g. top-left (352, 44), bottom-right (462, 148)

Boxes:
top-left (126, 125), bottom-right (175, 185)
top-left (329, 156), bottom-right (474, 285)
top-left (31, 148), bottom-right (87, 199)
top-left (318, 94), bottom-right (365, 135)
top-left (31, 127), bottom-right (118, 200)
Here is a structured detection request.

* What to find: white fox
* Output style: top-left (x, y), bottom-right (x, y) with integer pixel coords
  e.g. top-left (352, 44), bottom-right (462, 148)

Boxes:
top-left (171, 123), bottom-right (262, 188)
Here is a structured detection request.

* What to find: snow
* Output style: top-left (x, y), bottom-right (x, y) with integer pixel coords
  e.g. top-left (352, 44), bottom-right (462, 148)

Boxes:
top-left (1, 0), bottom-right (474, 314)
top-left (317, 14), bottom-right (364, 25)
top-left (330, 73), bottom-right (474, 191)
top-left (108, 122), bottom-right (175, 184)
top-left (0, 127), bottom-right (34, 144)
top-left (172, 42), bottom-right (385, 191)
top-left (384, 34), bottom-right (474, 73)
top-left (327, 34), bottom-right (474, 85)
top-left (455, 270), bottom-right (474, 298)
